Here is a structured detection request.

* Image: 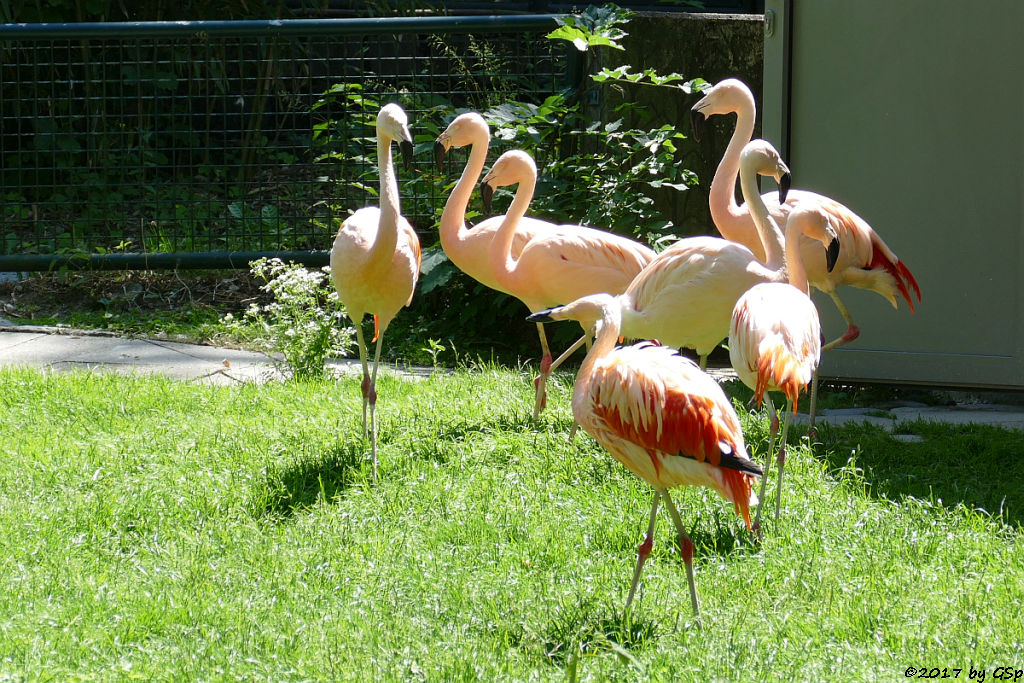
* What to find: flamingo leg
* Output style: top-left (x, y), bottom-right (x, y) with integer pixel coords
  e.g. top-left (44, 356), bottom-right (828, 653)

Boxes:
top-left (698, 354), bottom-right (708, 371)
top-left (774, 398), bottom-right (794, 523)
top-left (353, 322), bottom-right (371, 438)
top-left (808, 292), bottom-right (861, 437)
top-left (624, 490), bottom-right (660, 613)
top-left (752, 392), bottom-right (778, 534)
top-left (367, 330), bottom-right (385, 482)
top-left (533, 323), bottom-right (554, 420)
top-left (661, 491), bottom-right (701, 622)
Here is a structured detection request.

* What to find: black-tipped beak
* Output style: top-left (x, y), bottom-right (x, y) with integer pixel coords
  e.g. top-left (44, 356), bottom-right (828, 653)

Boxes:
top-left (481, 181), bottom-right (494, 215)
top-left (400, 140), bottom-right (414, 170)
top-left (825, 237), bottom-right (840, 273)
top-left (526, 308), bottom-right (557, 323)
top-left (778, 171), bottom-right (791, 204)
top-left (433, 140), bottom-right (447, 171)
top-left (690, 108), bottom-right (705, 143)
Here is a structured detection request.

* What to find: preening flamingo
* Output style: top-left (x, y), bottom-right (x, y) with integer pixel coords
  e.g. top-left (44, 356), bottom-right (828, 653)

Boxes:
top-left (479, 149), bottom-right (655, 418)
top-left (691, 78), bottom-right (921, 425)
top-left (730, 204), bottom-right (838, 529)
top-left (434, 114), bottom-right (592, 417)
top-left (330, 103), bottom-right (421, 479)
top-left (572, 140), bottom-right (794, 369)
top-left (528, 293), bottom-right (762, 618)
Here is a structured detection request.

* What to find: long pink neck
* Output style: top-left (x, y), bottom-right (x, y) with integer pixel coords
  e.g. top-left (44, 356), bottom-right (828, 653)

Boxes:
top-left (369, 134), bottom-right (400, 270)
top-left (784, 220), bottom-right (811, 295)
top-left (708, 92), bottom-right (757, 243)
top-left (572, 301), bottom-right (620, 424)
top-left (439, 125), bottom-right (489, 258)
top-left (490, 171), bottom-right (535, 292)
top-left (738, 164), bottom-right (785, 270)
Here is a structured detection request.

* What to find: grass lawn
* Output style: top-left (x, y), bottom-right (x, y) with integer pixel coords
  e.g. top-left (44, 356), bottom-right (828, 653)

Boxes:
top-left (1, 365), bottom-right (1021, 680)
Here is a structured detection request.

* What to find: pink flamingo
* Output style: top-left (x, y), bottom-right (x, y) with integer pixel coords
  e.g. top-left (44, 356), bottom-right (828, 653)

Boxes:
top-left (434, 114), bottom-right (592, 417)
top-left (479, 149), bottom-right (655, 418)
top-left (730, 204), bottom-right (838, 529)
top-left (330, 103), bottom-right (421, 479)
top-left (528, 293), bottom-right (761, 619)
top-left (691, 79), bottom-right (921, 425)
top-left (568, 140), bottom-right (794, 369)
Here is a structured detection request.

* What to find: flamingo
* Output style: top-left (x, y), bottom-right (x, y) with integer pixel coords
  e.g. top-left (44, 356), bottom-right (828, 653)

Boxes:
top-left (567, 140), bottom-right (794, 370)
top-left (330, 103), bottom-right (421, 479)
top-left (527, 293), bottom-right (762, 619)
top-left (730, 204), bottom-right (838, 529)
top-left (691, 78), bottom-right (921, 427)
top-left (478, 149), bottom-right (656, 418)
top-left (434, 113), bottom-right (592, 417)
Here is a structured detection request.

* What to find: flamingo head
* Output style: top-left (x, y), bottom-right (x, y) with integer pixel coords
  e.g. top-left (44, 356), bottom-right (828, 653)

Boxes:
top-left (378, 103), bottom-right (414, 169)
top-left (689, 78), bottom-right (755, 142)
top-left (740, 139), bottom-right (791, 204)
top-left (434, 111), bottom-right (489, 169)
top-left (526, 293), bottom-right (616, 339)
top-left (480, 149), bottom-right (536, 215)
top-left (788, 204), bottom-right (841, 272)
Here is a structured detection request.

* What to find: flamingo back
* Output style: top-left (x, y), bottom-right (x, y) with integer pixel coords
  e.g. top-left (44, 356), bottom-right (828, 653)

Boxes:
top-left (622, 236), bottom-right (772, 355)
top-left (773, 192), bottom-right (921, 311)
top-left (730, 282), bottom-right (821, 414)
top-left (580, 342), bottom-right (759, 528)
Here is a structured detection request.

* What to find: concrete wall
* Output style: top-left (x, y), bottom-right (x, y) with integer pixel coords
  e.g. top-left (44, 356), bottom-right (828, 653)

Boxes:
top-left (596, 12), bottom-right (764, 238)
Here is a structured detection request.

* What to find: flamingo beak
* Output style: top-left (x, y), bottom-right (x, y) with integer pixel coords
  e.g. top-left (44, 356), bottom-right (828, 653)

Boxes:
top-left (778, 171), bottom-right (791, 203)
top-left (480, 181), bottom-right (495, 215)
top-left (825, 237), bottom-right (840, 272)
top-left (689, 108), bottom-right (705, 143)
top-left (526, 308), bottom-right (557, 323)
top-left (400, 140), bottom-right (414, 170)
top-left (433, 140), bottom-right (447, 170)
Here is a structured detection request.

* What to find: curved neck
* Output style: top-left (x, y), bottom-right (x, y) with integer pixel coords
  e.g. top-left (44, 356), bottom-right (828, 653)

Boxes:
top-left (439, 126), bottom-right (489, 254)
top-left (738, 168), bottom-right (785, 270)
top-left (784, 220), bottom-right (811, 295)
top-left (489, 172), bottom-right (535, 291)
top-left (371, 135), bottom-right (400, 264)
top-left (573, 302), bottom-right (621, 417)
top-left (709, 95), bottom-right (756, 230)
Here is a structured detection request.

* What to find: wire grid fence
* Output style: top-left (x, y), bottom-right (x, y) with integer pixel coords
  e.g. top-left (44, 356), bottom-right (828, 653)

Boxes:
top-left (0, 16), bottom-right (570, 270)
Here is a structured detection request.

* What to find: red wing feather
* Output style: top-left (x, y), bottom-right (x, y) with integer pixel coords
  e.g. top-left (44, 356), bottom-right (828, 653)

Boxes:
top-left (869, 244), bottom-right (920, 313)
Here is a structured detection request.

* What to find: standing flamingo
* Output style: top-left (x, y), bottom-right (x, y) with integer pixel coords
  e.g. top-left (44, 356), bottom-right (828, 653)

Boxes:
top-left (434, 114), bottom-right (591, 417)
top-left (479, 149), bottom-right (655, 418)
top-left (730, 204), bottom-right (838, 529)
top-left (691, 79), bottom-right (921, 426)
top-left (330, 103), bottom-right (421, 479)
top-left (567, 140), bottom-right (793, 369)
top-left (527, 293), bottom-right (762, 618)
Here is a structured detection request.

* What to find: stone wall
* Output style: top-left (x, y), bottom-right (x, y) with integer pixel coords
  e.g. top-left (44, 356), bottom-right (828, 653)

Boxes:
top-left (596, 12), bottom-right (764, 238)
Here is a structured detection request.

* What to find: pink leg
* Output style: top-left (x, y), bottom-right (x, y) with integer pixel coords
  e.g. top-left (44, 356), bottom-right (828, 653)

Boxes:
top-left (808, 291), bottom-right (862, 437)
top-left (533, 323), bottom-right (554, 420)
top-left (624, 491), bottom-right (660, 612)
top-left (661, 491), bottom-right (701, 623)
top-left (752, 393), bottom-right (778, 535)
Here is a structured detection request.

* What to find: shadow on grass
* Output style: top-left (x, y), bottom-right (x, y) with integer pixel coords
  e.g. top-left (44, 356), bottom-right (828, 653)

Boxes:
top-left (507, 597), bottom-right (660, 672)
top-left (817, 420), bottom-right (1024, 527)
top-left (252, 440), bottom-right (368, 519)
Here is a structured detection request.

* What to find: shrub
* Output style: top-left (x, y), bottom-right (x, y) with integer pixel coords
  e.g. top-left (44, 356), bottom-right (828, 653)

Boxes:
top-left (224, 257), bottom-right (353, 379)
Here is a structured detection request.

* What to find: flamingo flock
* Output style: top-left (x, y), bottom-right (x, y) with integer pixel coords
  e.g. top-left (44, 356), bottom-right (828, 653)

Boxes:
top-left (329, 82), bottom-right (919, 618)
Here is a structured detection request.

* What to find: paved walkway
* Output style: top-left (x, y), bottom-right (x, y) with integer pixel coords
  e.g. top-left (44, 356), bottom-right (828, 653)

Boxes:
top-left (2, 323), bottom-right (1023, 432)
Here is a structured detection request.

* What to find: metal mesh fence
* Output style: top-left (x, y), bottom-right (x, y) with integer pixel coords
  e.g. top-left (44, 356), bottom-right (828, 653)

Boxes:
top-left (0, 16), bottom-right (570, 270)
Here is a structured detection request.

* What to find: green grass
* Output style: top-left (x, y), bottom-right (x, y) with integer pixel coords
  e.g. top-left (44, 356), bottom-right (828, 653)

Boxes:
top-left (0, 365), bottom-right (1021, 680)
